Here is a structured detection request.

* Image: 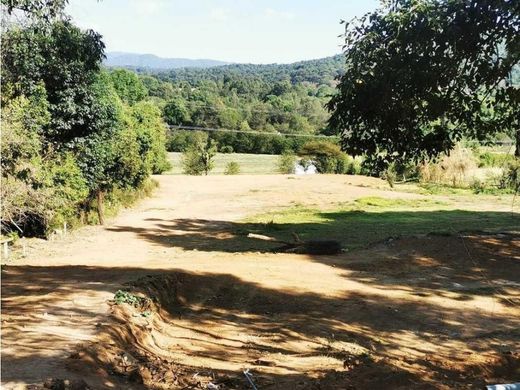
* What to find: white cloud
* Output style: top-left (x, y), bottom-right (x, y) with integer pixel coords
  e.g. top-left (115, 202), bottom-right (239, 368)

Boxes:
top-left (264, 8), bottom-right (295, 21)
top-left (209, 8), bottom-right (231, 22)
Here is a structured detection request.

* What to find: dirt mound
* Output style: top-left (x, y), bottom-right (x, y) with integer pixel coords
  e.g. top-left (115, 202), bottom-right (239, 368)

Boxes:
top-left (71, 249), bottom-right (520, 389)
top-left (71, 273), bottom-right (384, 389)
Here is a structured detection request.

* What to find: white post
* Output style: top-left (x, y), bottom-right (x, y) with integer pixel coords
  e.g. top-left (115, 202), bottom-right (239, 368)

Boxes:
top-left (63, 222), bottom-right (67, 235)
top-left (3, 242), bottom-right (8, 260)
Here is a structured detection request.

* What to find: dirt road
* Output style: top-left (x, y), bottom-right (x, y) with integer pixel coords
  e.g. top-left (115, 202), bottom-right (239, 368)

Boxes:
top-left (2, 175), bottom-right (519, 389)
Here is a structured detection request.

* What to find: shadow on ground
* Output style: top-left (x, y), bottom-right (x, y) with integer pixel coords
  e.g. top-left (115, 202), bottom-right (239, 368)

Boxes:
top-left (3, 253), bottom-right (519, 388)
top-left (107, 209), bottom-right (519, 252)
top-left (105, 209), bottom-right (520, 304)
top-left (3, 209), bottom-right (519, 389)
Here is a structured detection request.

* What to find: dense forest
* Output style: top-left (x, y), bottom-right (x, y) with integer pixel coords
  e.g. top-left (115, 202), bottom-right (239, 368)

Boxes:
top-left (129, 56), bottom-right (346, 154)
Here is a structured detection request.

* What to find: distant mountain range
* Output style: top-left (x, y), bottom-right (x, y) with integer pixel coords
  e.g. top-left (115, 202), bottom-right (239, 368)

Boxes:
top-left (104, 52), bottom-right (231, 69)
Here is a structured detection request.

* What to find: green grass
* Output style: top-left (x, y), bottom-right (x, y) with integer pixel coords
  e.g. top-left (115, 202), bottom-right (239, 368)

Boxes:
top-left (477, 151), bottom-right (516, 168)
top-left (246, 196), bottom-right (519, 250)
top-left (165, 152), bottom-right (279, 175)
top-left (353, 196), bottom-right (448, 208)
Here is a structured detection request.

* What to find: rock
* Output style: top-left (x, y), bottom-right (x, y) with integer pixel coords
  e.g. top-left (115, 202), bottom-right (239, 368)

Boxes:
top-left (43, 378), bottom-right (90, 390)
top-left (43, 378), bottom-right (65, 390)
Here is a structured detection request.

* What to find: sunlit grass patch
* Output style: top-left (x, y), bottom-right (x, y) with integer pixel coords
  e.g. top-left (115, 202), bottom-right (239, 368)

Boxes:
top-left (166, 152), bottom-right (279, 175)
top-left (353, 196), bottom-right (447, 208)
top-left (246, 197), bottom-right (519, 250)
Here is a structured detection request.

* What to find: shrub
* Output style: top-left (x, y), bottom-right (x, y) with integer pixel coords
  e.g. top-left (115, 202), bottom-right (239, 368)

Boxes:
top-left (225, 161), bottom-right (240, 175)
top-left (419, 145), bottom-right (477, 187)
top-left (166, 131), bottom-right (191, 152)
top-left (299, 140), bottom-right (347, 174)
top-left (345, 156), bottom-right (364, 175)
top-left (126, 101), bottom-right (171, 175)
top-left (381, 163), bottom-right (398, 188)
top-left (220, 145), bottom-right (234, 154)
top-left (278, 152), bottom-right (297, 174)
top-left (477, 151), bottom-right (516, 168)
top-left (499, 159), bottom-right (520, 192)
top-left (469, 177), bottom-right (486, 194)
top-left (43, 153), bottom-right (89, 230)
top-left (182, 132), bottom-right (217, 175)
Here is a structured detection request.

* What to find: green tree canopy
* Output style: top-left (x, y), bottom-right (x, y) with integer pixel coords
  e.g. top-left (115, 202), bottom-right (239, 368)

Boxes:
top-left (109, 69), bottom-right (147, 105)
top-left (2, 20), bottom-right (106, 145)
top-left (163, 98), bottom-right (191, 125)
top-left (328, 0), bottom-right (520, 170)
top-left (1, 1), bottom-right (170, 232)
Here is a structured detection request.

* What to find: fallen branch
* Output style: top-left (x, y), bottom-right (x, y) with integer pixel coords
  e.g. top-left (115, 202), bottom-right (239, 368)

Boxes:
top-left (247, 232), bottom-right (342, 255)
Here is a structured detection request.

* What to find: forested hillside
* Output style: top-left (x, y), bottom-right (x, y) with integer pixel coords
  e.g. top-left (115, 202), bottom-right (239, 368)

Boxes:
top-left (130, 56), bottom-right (346, 154)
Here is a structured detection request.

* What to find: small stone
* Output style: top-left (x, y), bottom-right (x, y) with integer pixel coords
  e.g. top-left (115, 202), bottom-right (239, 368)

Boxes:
top-left (43, 378), bottom-right (65, 390)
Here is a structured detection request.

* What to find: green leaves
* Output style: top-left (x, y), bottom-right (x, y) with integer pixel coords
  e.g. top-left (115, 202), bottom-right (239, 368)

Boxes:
top-left (1, 3), bottom-right (171, 234)
top-left (181, 132), bottom-right (218, 175)
top-left (109, 69), bottom-right (147, 105)
top-left (2, 21), bottom-right (105, 145)
top-left (328, 0), bottom-right (520, 167)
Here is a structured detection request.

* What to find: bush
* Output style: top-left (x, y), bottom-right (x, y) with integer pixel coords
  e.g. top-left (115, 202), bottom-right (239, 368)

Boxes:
top-left (469, 177), bottom-right (486, 194)
top-left (499, 159), bottom-right (520, 192)
top-left (220, 145), bottom-right (234, 153)
top-left (477, 151), bottom-right (516, 168)
top-left (299, 140), bottom-right (347, 174)
top-left (278, 152), bottom-right (297, 174)
top-left (126, 101), bottom-right (171, 175)
top-left (344, 156), bottom-right (364, 175)
top-left (381, 163), bottom-right (398, 188)
top-left (81, 179), bottom-right (159, 225)
top-left (182, 132), bottom-right (217, 175)
top-left (419, 145), bottom-right (477, 187)
top-left (224, 161), bottom-right (240, 175)
top-left (43, 153), bottom-right (89, 230)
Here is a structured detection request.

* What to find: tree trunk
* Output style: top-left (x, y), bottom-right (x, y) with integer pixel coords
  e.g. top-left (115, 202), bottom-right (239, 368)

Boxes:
top-left (516, 128), bottom-right (520, 158)
top-left (96, 190), bottom-right (105, 225)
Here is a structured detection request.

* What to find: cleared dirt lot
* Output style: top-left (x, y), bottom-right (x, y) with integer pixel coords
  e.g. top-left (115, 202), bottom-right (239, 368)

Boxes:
top-left (2, 175), bottom-right (519, 389)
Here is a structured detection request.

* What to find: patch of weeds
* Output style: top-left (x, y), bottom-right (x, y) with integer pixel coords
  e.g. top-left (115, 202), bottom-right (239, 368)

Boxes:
top-left (354, 196), bottom-right (447, 208)
top-left (418, 183), bottom-right (471, 195)
top-left (477, 152), bottom-right (515, 168)
top-left (114, 290), bottom-right (149, 308)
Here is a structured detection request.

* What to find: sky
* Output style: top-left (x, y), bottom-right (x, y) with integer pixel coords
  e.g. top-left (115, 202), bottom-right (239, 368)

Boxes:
top-left (66, 0), bottom-right (379, 64)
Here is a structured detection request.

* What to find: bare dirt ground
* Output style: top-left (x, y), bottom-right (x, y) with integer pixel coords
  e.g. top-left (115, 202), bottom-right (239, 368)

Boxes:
top-left (2, 175), bottom-right (519, 389)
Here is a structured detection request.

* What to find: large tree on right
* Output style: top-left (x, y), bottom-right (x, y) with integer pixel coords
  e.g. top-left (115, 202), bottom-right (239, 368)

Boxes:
top-left (328, 0), bottom-right (520, 171)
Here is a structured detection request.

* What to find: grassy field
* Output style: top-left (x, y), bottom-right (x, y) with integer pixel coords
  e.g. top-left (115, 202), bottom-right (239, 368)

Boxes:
top-left (246, 196), bottom-right (519, 250)
top-left (166, 152), bottom-right (279, 175)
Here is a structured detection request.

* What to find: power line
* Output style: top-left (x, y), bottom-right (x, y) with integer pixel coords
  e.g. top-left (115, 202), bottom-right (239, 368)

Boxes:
top-left (167, 125), bottom-right (339, 139)
top-left (167, 125), bottom-right (515, 144)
